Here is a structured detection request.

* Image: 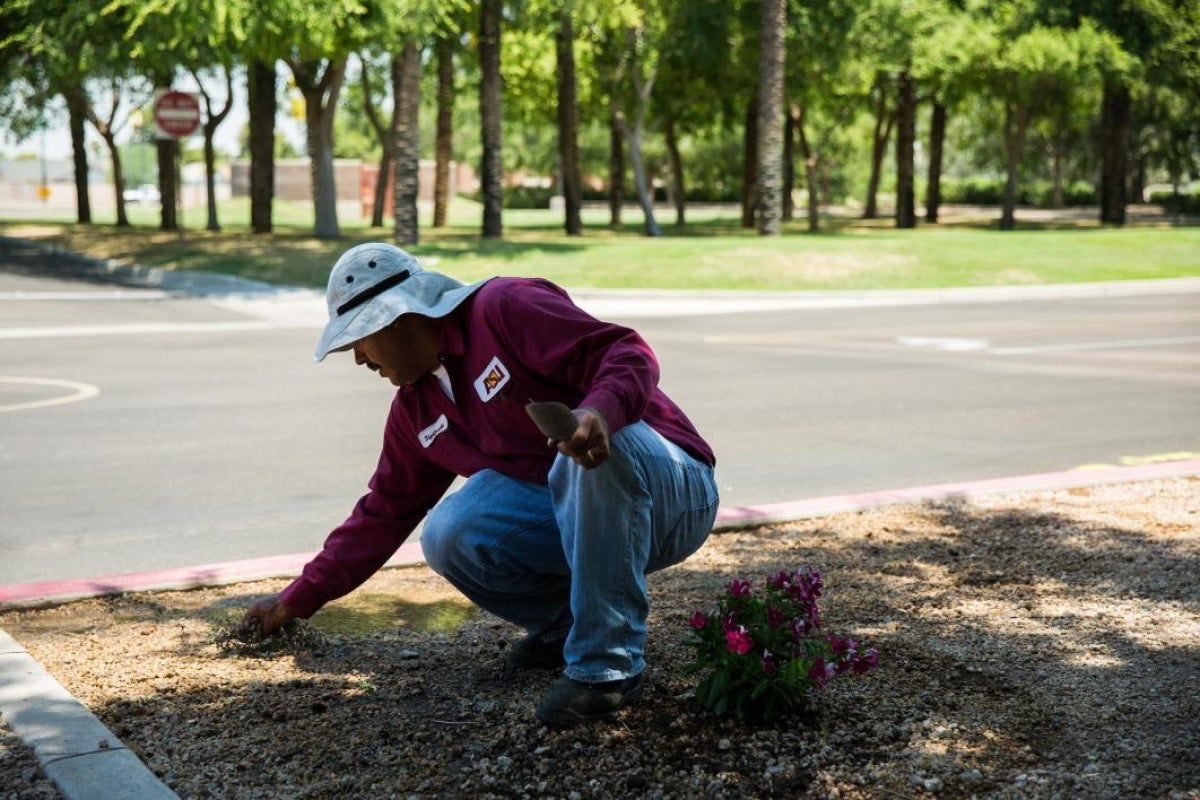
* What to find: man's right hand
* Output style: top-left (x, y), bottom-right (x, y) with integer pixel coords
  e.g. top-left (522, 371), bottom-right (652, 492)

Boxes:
top-left (243, 596), bottom-right (294, 637)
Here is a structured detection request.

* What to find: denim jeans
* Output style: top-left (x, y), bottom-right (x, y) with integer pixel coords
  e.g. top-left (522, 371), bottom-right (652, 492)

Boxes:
top-left (420, 421), bottom-right (719, 683)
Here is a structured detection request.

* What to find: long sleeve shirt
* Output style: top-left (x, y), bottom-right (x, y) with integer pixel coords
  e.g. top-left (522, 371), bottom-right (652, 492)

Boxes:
top-left (279, 277), bottom-right (715, 618)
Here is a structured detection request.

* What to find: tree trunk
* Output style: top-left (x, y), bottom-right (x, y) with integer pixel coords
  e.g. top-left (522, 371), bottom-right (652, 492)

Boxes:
top-left (864, 75), bottom-right (893, 219)
top-left (359, 57), bottom-right (390, 229)
top-left (248, 60), bottom-right (276, 234)
top-left (783, 108), bottom-right (795, 221)
top-left (197, 69), bottom-right (233, 232)
top-left (1000, 102), bottom-right (1029, 231)
top-left (1051, 143), bottom-right (1065, 208)
top-left (292, 56), bottom-right (348, 240)
top-left (64, 88), bottom-right (91, 224)
top-left (479, 0), bottom-right (504, 238)
top-left (925, 101), bottom-right (945, 223)
top-left (555, 10), bottom-right (583, 235)
top-left (894, 69), bottom-right (916, 229)
top-left (795, 105), bottom-right (819, 233)
top-left (755, 0), bottom-right (785, 236)
top-left (392, 41), bottom-right (421, 246)
top-left (664, 115), bottom-right (685, 227)
top-left (741, 95), bottom-right (757, 228)
top-left (432, 36), bottom-right (454, 229)
top-left (608, 111), bottom-right (624, 227)
top-left (1099, 81), bottom-right (1130, 225)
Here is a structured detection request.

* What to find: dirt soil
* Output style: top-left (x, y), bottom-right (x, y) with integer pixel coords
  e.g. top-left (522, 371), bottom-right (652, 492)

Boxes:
top-left (2, 478), bottom-right (1198, 800)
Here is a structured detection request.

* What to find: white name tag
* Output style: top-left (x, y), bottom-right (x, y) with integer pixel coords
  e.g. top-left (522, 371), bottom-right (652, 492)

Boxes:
top-left (418, 414), bottom-right (449, 448)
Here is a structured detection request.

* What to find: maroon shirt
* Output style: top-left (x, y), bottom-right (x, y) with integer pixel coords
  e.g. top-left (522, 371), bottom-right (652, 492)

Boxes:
top-left (280, 277), bottom-right (715, 618)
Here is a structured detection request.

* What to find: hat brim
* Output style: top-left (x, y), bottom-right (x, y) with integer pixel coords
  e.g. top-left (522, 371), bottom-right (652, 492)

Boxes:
top-left (314, 274), bottom-right (490, 361)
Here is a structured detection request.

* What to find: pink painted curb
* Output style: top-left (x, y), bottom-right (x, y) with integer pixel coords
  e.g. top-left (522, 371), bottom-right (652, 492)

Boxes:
top-left (3, 460), bottom-right (1197, 609)
top-left (713, 459), bottom-right (1200, 528)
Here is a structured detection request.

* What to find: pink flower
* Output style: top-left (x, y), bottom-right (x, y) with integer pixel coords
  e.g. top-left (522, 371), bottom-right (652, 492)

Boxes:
top-left (725, 626), bottom-right (754, 655)
top-left (688, 611), bottom-right (710, 630)
top-left (807, 657), bottom-right (829, 687)
top-left (727, 579), bottom-right (752, 598)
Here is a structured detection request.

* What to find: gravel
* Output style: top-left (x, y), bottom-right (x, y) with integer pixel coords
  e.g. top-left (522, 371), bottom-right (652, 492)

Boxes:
top-left (2, 477), bottom-right (1198, 799)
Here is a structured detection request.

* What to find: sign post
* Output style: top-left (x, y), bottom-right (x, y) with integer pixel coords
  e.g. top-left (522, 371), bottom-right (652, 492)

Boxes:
top-left (153, 91), bottom-right (201, 236)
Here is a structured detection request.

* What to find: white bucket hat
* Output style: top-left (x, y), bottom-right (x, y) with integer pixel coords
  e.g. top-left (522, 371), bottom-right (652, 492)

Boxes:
top-left (314, 242), bottom-right (489, 361)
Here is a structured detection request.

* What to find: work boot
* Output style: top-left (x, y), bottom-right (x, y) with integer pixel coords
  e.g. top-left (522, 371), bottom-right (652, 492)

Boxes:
top-left (536, 673), bottom-right (644, 726)
top-left (505, 634), bottom-right (566, 670)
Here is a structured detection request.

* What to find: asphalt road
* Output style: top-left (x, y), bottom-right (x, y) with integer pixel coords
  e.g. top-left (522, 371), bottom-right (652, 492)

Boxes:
top-left (2, 244), bottom-right (1198, 585)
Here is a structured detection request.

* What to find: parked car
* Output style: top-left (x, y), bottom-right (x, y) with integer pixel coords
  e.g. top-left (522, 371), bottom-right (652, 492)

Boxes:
top-left (122, 184), bottom-right (161, 204)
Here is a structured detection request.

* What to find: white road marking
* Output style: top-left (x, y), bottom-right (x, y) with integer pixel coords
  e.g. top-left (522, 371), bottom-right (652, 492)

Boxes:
top-left (0, 376), bottom-right (100, 413)
top-left (989, 336), bottom-right (1200, 355)
top-left (0, 290), bottom-right (172, 301)
top-left (895, 336), bottom-right (990, 351)
top-left (0, 321), bottom-right (273, 339)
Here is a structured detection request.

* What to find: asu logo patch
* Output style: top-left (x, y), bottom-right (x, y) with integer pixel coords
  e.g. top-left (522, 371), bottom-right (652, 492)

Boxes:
top-left (473, 356), bottom-right (510, 402)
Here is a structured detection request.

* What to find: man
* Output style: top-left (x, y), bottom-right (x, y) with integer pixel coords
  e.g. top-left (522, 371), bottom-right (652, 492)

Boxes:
top-left (245, 242), bottom-right (718, 726)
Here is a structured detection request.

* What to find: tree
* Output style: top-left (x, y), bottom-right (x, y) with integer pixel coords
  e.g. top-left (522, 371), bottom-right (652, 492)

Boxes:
top-left (357, 53), bottom-right (393, 229)
top-left (479, 0), bottom-right (504, 238)
top-left (755, 0), bottom-right (785, 235)
top-left (288, 55), bottom-right (349, 239)
top-left (190, 67), bottom-right (235, 231)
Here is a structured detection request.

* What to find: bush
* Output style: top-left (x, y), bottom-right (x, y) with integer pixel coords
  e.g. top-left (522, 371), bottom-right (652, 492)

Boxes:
top-left (1150, 190), bottom-right (1200, 214)
top-left (684, 567), bottom-right (878, 723)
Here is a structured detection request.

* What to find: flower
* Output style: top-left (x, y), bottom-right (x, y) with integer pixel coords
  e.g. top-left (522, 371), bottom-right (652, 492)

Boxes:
top-left (724, 626), bottom-right (753, 655)
top-left (684, 565), bottom-right (878, 723)
top-left (727, 579), bottom-right (752, 598)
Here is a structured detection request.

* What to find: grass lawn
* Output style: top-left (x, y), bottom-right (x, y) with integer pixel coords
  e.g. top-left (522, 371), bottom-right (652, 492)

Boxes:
top-left (1, 197), bottom-right (1196, 291)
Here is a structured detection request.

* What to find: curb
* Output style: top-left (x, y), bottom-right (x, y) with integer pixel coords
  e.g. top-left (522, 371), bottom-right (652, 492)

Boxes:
top-left (0, 630), bottom-right (178, 799)
top-left (2, 459), bottom-right (1198, 798)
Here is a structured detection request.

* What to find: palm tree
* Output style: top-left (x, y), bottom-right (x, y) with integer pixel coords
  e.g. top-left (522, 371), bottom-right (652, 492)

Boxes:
top-left (479, 0), bottom-right (503, 238)
top-left (756, 0), bottom-right (785, 235)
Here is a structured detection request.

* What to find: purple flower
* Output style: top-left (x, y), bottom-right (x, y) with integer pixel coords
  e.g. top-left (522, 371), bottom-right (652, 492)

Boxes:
top-left (688, 611), bottom-right (710, 630)
top-left (828, 636), bottom-right (857, 657)
top-left (762, 650), bottom-right (777, 675)
top-left (727, 579), bottom-right (752, 598)
top-left (807, 657), bottom-right (829, 687)
top-left (725, 626), bottom-right (754, 655)
top-left (851, 648), bottom-right (880, 674)
top-left (766, 605), bottom-right (786, 629)
top-left (768, 570), bottom-right (792, 590)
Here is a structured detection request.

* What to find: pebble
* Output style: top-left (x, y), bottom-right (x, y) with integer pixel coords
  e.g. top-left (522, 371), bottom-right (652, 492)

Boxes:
top-left (717, 738), bottom-right (732, 751)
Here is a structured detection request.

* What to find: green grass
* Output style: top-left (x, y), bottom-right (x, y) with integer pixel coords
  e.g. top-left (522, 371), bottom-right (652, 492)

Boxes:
top-left (2, 197), bottom-right (1197, 291)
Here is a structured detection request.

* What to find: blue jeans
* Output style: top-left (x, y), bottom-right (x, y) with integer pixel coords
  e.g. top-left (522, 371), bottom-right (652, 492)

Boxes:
top-left (420, 422), bottom-right (718, 683)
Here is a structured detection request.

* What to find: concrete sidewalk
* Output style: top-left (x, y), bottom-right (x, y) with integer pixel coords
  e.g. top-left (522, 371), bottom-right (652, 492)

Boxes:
top-left (3, 459), bottom-right (1199, 799)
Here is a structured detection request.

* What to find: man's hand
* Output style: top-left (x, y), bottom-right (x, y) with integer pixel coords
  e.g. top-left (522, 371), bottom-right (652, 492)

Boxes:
top-left (557, 407), bottom-right (610, 470)
top-left (243, 596), bottom-right (294, 637)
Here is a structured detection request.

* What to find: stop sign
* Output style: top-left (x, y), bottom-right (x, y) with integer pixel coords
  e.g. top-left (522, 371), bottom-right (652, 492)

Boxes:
top-left (154, 91), bottom-right (201, 138)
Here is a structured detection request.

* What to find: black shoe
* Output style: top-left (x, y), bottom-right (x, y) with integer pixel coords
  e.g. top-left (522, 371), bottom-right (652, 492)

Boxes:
top-left (505, 634), bottom-right (566, 670)
top-left (536, 674), bottom-right (644, 726)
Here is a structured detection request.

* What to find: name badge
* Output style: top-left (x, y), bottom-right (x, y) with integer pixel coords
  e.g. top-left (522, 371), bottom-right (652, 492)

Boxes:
top-left (418, 414), bottom-right (449, 448)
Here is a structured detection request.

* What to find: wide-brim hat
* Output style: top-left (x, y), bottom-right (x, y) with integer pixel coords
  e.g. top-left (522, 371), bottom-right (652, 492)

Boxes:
top-left (314, 242), bottom-right (489, 361)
